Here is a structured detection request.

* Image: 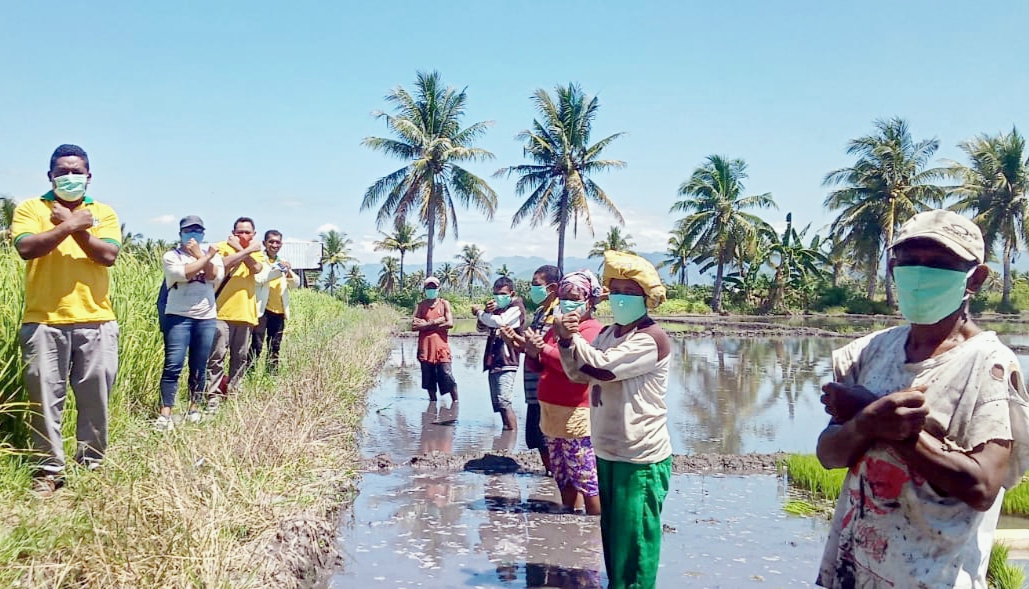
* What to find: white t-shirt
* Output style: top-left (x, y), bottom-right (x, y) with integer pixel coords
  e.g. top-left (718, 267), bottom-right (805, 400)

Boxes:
top-left (162, 249), bottom-right (225, 320)
top-left (818, 326), bottom-right (1029, 589)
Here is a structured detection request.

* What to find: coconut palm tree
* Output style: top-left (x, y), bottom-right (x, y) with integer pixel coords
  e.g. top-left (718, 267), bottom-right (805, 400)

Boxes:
top-left (436, 262), bottom-right (459, 289)
top-left (120, 223), bottom-right (144, 253)
top-left (824, 117), bottom-right (946, 307)
top-left (361, 71), bottom-right (498, 276)
top-left (320, 229), bottom-right (357, 291)
top-left (455, 243), bottom-right (491, 297)
top-left (496, 264), bottom-right (514, 278)
top-left (948, 127), bottom-right (1029, 311)
top-left (660, 226), bottom-right (702, 286)
top-left (373, 220), bottom-right (427, 284)
top-left (378, 256), bottom-right (401, 295)
top-left (588, 226), bottom-right (636, 258)
top-left (671, 155), bottom-right (777, 312)
top-left (496, 83), bottom-right (626, 273)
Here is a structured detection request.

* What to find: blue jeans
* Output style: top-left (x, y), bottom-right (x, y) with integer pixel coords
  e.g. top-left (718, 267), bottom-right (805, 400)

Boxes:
top-left (161, 315), bottom-right (216, 408)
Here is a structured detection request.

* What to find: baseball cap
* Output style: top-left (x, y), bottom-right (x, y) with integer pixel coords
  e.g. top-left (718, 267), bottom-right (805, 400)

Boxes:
top-left (889, 209), bottom-right (985, 264)
top-left (424, 276), bottom-right (441, 288)
top-left (179, 215), bottom-right (205, 231)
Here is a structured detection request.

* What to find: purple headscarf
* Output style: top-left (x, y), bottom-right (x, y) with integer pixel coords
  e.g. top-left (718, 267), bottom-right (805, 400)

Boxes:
top-left (559, 270), bottom-right (603, 301)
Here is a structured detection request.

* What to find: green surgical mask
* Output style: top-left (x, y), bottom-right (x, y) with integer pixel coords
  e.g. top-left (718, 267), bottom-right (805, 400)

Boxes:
top-left (894, 265), bottom-right (974, 325)
top-left (609, 294), bottom-right (647, 325)
top-left (53, 174), bottom-right (88, 202)
top-left (425, 288), bottom-right (439, 300)
top-left (559, 299), bottom-right (586, 315)
top-left (529, 285), bottom-right (549, 304)
top-left (493, 294), bottom-right (512, 309)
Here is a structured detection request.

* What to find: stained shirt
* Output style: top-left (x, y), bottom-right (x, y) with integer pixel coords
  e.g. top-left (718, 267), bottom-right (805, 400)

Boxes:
top-left (817, 327), bottom-right (1029, 589)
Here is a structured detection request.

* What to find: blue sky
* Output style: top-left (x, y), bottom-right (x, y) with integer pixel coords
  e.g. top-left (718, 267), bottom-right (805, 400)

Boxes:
top-left (1, 1), bottom-right (1026, 268)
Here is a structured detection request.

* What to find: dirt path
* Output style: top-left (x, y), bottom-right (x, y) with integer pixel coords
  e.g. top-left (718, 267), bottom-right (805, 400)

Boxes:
top-left (363, 450), bottom-right (784, 475)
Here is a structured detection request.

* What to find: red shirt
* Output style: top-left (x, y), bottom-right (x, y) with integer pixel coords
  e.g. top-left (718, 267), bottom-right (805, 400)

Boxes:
top-left (536, 317), bottom-right (603, 408)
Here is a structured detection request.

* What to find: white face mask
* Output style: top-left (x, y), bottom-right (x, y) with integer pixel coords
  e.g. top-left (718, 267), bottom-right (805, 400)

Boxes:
top-left (53, 174), bottom-right (89, 202)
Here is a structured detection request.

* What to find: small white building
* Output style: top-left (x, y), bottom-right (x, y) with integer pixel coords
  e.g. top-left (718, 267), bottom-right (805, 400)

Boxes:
top-left (278, 240), bottom-right (323, 287)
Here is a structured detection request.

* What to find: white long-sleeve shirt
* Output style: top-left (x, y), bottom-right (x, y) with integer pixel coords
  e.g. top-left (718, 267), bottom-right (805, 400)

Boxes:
top-left (476, 307), bottom-right (522, 329)
top-left (162, 249), bottom-right (225, 320)
top-left (559, 322), bottom-right (672, 464)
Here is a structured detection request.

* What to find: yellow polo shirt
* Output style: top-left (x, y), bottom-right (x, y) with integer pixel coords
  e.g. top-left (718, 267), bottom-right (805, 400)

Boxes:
top-left (263, 254), bottom-right (286, 314)
top-left (11, 193), bottom-right (121, 325)
top-left (216, 242), bottom-right (260, 325)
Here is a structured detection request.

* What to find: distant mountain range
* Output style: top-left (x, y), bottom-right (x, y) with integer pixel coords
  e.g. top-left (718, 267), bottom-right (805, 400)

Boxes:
top-left (352, 252), bottom-right (713, 286)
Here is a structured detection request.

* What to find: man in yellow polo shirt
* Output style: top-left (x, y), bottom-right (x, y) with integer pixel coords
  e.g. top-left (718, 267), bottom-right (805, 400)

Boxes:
top-left (205, 216), bottom-right (267, 410)
top-left (12, 144), bottom-right (121, 497)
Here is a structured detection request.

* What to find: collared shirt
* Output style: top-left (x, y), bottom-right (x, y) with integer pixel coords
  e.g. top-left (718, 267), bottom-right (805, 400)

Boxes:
top-left (215, 242), bottom-right (268, 326)
top-left (12, 192), bottom-right (120, 325)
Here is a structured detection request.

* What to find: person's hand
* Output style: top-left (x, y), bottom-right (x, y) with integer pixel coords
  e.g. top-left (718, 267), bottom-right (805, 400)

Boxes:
top-left (51, 203), bottom-right (93, 232)
top-left (499, 325), bottom-right (525, 347)
top-left (591, 384), bottom-right (603, 407)
top-left (184, 238), bottom-right (203, 258)
top-left (245, 241), bottom-right (262, 253)
top-left (471, 305), bottom-right (482, 316)
top-left (68, 208), bottom-right (95, 232)
top-left (855, 387), bottom-right (929, 442)
top-left (280, 260), bottom-right (292, 273)
top-left (553, 310), bottom-right (580, 340)
top-left (227, 235), bottom-right (244, 251)
top-left (484, 300), bottom-right (497, 313)
top-left (205, 246), bottom-right (218, 259)
top-left (820, 382), bottom-right (878, 423)
top-left (523, 327), bottom-right (545, 358)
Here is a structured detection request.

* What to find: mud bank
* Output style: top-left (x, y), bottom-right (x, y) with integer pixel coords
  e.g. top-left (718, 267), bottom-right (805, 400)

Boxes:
top-left (363, 450), bottom-right (785, 475)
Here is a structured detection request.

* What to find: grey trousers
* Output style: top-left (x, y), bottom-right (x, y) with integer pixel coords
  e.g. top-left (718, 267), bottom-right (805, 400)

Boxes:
top-left (206, 320), bottom-right (251, 395)
top-left (20, 321), bottom-right (120, 474)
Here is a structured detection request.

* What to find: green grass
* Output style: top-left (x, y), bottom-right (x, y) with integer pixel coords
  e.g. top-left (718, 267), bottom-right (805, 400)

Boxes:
top-left (1003, 479), bottom-right (1029, 516)
top-left (988, 543), bottom-right (1026, 589)
top-left (0, 248), bottom-right (400, 587)
top-left (780, 454), bottom-right (847, 502)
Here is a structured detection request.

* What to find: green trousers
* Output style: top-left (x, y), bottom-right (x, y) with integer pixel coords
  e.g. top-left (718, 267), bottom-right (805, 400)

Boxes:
top-left (596, 456), bottom-right (672, 589)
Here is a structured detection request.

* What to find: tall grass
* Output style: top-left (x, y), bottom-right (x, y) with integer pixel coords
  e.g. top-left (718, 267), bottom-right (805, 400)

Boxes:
top-left (0, 247), bottom-right (400, 587)
top-left (0, 248), bottom-right (165, 449)
top-left (988, 543), bottom-right (1026, 589)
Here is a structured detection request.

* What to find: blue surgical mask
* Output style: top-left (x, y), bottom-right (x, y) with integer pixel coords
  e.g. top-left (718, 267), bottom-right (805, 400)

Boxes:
top-left (181, 231), bottom-right (204, 246)
top-left (530, 285), bottom-right (549, 304)
top-left (425, 288), bottom-right (439, 300)
top-left (494, 294), bottom-right (512, 309)
top-left (894, 265), bottom-right (975, 325)
top-left (559, 299), bottom-right (586, 315)
top-left (53, 173), bottom-right (88, 202)
top-left (609, 294), bottom-right (647, 325)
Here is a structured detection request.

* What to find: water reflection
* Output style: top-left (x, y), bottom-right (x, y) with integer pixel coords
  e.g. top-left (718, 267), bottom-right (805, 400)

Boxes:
top-left (365, 336), bottom-right (856, 460)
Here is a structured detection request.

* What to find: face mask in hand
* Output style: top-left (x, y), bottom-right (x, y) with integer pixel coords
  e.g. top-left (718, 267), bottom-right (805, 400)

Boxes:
top-left (559, 299), bottom-right (586, 315)
top-left (893, 265), bottom-right (975, 325)
top-left (609, 294), bottom-right (647, 325)
top-left (181, 231), bottom-right (204, 246)
top-left (493, 294), bottom-right (512, 310)
top-left (53, 174), bottom-right (88, 202)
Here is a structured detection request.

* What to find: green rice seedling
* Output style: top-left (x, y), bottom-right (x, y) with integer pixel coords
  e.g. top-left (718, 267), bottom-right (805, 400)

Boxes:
top-left (1002, 478), bottom-right (1029, 517)
top-left (781, 454), bottom-right (847, 501)
top-left (987, 543), bottom-right (1026, 589)
top-left (783, 499), bottom-right (819, 516)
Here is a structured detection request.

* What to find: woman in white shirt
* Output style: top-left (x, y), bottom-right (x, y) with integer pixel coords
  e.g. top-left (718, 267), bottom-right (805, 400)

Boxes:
top-left (156, 215), bottom-right (224, 429)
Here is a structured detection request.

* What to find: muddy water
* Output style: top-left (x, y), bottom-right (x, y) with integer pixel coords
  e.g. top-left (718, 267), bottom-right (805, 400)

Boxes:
top-left (330, 336), bottom-right (855, 587)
